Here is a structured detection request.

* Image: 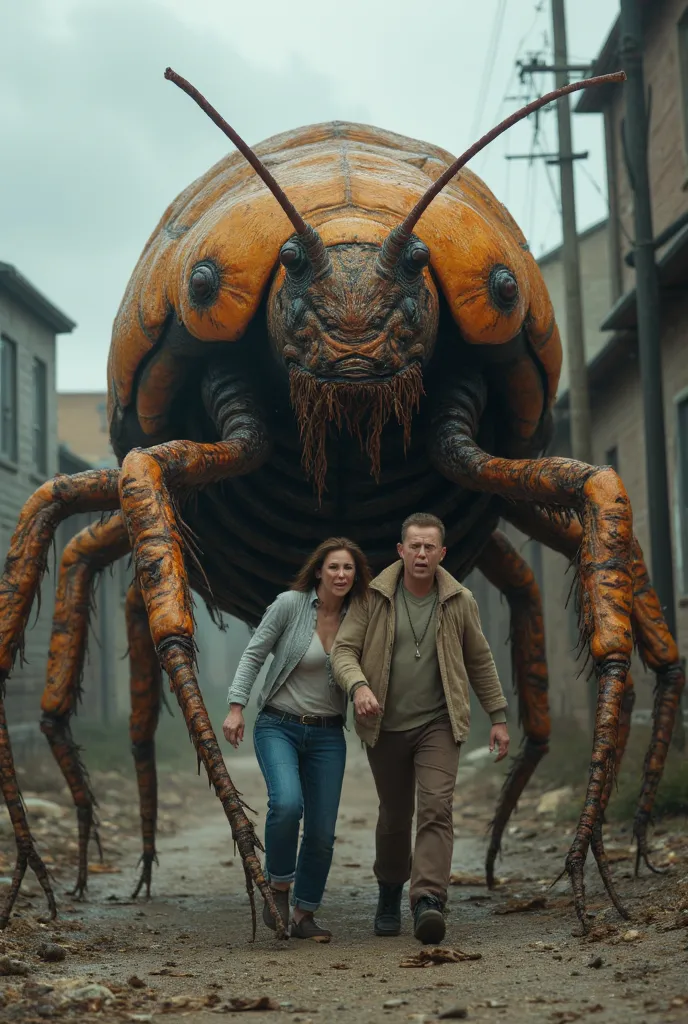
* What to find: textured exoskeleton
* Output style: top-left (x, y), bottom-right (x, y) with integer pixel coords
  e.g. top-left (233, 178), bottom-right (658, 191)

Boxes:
top-left (0, 68), bottom-right (682, 936)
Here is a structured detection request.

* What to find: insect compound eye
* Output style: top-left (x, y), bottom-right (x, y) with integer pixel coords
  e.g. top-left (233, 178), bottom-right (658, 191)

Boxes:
top-left (188, 260), bottom-right (220, 307)
top-left (279, 240), bottom-right (308, 276)
top-left (489, 264), bottom-right (519, 312)
top-left (402, 241), bottom-right (431, 275)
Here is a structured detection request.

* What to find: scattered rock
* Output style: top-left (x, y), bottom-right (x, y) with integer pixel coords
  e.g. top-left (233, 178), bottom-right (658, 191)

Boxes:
top-left (35, 1005), bottom-right (57, 1019)
top-left (0, 955), bottom-right (30, 976)
top-left (621, 929), bottom-right (642, 942)
top-left (65, 982), bottom-right (115, 1010)
top-left (22, 798), bottom-right (66, 819)
top-left (588, 956), bottom-right (603, 969)
top-left (22, 982), bottom-right (54, 999)
top-left (536, 787), bottom-right (573, 815)
top-left (383, 998), bottom-right (408, 1008)
top-left (36, 942), bottom-right (66, 962)
top-left (225, 996), bottom-right (280, 1011)
top-left (438, 1008), bottom-right (468, 1020)
top-left (127, 974), bottom-right (146, 988)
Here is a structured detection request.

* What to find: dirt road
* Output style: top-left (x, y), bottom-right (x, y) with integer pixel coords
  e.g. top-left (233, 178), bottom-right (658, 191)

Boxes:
top-left (2, 744), bottom-right (688, 1023)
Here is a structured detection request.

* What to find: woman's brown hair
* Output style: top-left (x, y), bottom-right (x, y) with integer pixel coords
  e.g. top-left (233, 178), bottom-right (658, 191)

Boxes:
top-left (291, 537), bottom-right (372, 601)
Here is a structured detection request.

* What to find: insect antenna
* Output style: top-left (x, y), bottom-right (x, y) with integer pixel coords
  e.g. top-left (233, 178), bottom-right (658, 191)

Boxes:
top-left (376, 70), bottom-right (627, 276)
top-left (165, 67), bottom-right (330, 277)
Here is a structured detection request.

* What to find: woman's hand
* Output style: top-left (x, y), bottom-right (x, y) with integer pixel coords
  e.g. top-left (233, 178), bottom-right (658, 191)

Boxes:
top-left (353, 684), bottom-right (381, 719)
top-left (223, 704), bottom-right (246, 748)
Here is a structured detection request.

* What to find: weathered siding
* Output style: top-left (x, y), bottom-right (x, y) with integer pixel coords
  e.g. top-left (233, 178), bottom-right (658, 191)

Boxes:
top-left (605, 0), bottom-right (688, 295)
top-left (539, 221), bottom-right (614, 399)
top-left (0, 289), bottom-right (59, 744)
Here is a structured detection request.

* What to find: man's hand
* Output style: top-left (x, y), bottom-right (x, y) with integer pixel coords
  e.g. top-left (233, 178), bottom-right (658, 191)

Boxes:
top-left (353, 685), bottom-right (381, 719)
top-left (222, 704), bottom-right (245, 749)
top-left (489, 723), bottom-right (510, 762)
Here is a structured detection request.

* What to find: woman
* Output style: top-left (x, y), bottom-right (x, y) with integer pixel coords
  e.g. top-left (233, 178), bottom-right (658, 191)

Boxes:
top-left (223, 538), bottom-right (371, 942)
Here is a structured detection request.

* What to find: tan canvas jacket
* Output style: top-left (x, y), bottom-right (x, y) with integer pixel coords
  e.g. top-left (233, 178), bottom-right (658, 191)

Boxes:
top-left (330, 561), bottom-right (507, 747)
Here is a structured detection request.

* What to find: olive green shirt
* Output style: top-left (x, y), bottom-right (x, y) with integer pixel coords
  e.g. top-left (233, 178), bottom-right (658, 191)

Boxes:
top-left (382, 585), bottom-right (446, 732)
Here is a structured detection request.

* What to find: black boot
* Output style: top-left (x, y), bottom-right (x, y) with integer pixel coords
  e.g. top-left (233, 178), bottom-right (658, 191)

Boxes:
top-left (413, 894), bottom-right (445, 944)
top-left (374, 882), bottom-right (403, 936)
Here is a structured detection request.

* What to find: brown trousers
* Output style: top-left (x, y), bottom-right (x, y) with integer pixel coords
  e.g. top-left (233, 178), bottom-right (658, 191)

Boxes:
top-left (366, 716), bottom-right (460, 908)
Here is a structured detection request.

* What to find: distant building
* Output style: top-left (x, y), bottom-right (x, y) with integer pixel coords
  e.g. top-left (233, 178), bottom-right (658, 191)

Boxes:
top-left (537, 219), bottom-right (613, 394)
top-left (1, 262), bottom-right (73, 748)
top-left (57, 392), bottom-right (118, 467)
top-left (467, 221), bottom-right (618, 723)
top-left (0, 265), bottom-right (123, 750)
top-left (571, 0), bottom-right (688, 715)
top-left (473, 1), bottom-right (688, 730)
top-left (56, 393), bottom-right (251, 703)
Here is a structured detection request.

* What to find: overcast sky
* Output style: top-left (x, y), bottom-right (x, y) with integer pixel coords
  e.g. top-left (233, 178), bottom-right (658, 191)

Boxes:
top-left (1, 0), bottom-right (620, 392)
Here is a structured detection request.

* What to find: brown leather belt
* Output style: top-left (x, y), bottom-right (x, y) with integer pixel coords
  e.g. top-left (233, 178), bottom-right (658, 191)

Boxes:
top-left (262, 705), bottom-right (343, 728)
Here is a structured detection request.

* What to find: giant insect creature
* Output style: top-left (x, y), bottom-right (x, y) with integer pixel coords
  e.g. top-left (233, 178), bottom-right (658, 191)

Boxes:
top-left (0, 67), bottom-right (683, 937)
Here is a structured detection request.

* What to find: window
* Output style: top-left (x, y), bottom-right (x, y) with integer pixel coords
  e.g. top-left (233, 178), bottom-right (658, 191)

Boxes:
top-left (678, 394), bottom-right (688, 594)
top-left (605, 445), bottom-right (619, 472)
top-left (32, 357), bottom-right (48, 475)
top-left (0, 336), bottom-right (17, 462)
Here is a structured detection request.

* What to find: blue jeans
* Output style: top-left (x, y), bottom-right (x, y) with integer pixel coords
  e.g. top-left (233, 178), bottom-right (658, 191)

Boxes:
top-left (253, 711), bottom-right (346, 912)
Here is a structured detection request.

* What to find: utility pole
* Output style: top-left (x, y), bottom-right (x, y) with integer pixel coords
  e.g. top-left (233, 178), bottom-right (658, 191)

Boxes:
top-left (512, 1), bottom-right (596, 727)
top-left (619, 1), bottom-right (681, 741)
top-left (550, 0), bottom-right (593, 466)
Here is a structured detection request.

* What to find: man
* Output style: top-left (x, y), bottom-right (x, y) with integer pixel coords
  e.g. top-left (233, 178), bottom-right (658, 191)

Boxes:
top-left (331, 513), bottom-right (509, 945)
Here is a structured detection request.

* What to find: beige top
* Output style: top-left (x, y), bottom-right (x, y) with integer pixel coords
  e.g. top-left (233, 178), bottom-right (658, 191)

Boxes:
top-left (382, 585), bottom-right (447, 732)
top-left (270, 631), bottom-right (342, 717)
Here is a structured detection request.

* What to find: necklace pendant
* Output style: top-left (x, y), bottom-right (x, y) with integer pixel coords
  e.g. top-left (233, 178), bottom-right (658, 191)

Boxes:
top-left (415, 648), bottom-right (421, 659)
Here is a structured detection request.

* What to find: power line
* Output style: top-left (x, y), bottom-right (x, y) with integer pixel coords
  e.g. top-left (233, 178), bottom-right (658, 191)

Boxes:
top-left (475, 1), bottom-right (547, 174)
top-left (536, 132), bottom-right (562, 216)
top-left (577, 161), bottom-right (634, 246)
top-left (469, 0), bottom-right (508, 142)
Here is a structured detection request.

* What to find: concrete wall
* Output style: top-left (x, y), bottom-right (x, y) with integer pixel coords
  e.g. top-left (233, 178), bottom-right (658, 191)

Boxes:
top-left (538, 221), bottom-right (613, 399)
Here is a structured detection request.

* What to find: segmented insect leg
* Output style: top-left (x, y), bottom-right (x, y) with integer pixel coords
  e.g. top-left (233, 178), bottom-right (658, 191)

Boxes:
top-left (0, 470), bottom-right (120, 928)
top-left (504, 503), bottom-right (685, 879)
top-left (476, 530), bottom-right (550, 890)
top-left (127, 580), bottom-right (162, 899)
top-left (430, 390), bottom-right (633, 930)
top-left (40, 513), bottom-right (130, 898)
top-left (589, 671), bottom-right (635, 918)
top-left (118, 431), bottom-right (285, 939)
top-left (629, 545), bottom-right (685, 874)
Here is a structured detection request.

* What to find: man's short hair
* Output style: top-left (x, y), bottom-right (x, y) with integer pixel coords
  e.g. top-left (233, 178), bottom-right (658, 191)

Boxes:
top-left (401, 513), bottom-right (446, 545)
